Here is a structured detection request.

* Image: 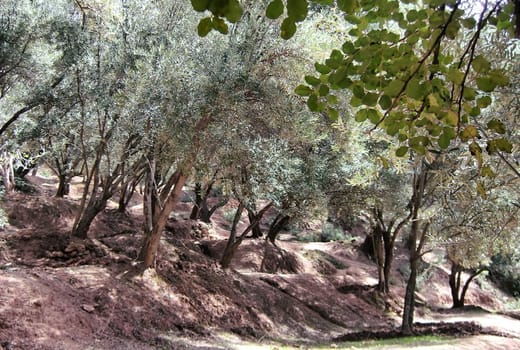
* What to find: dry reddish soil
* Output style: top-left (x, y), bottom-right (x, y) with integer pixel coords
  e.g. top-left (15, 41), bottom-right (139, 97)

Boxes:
top-left (0, 174), bottom-right (519, 349)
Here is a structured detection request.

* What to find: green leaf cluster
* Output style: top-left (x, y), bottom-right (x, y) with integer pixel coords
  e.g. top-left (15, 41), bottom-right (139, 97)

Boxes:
top-left (192, 0), bottom-right (243, 37)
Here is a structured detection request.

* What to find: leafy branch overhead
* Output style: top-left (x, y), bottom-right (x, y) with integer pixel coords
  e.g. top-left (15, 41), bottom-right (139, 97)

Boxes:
top-left (190, 0), bottom-right (518, 174)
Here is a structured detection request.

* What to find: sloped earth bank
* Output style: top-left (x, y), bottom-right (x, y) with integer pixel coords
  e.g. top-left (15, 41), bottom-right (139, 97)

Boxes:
top-left (0, 184), bottom-right (519, 349)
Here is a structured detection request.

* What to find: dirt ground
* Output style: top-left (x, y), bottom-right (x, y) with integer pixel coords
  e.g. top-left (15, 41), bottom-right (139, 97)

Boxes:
top-left (0, 174), bottom-right (519, 349)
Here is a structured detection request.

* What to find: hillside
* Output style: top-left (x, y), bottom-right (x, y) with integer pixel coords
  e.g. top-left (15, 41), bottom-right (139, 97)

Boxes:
top-left (0, 174), bottom-right (519, 350)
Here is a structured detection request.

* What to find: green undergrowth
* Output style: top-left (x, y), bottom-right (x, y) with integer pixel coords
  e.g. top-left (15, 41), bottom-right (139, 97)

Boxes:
top-left (274, 335), bottom-right (455, 349)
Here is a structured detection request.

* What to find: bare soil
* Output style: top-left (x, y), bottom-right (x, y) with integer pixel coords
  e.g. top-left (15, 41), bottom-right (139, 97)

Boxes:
top-left (0, 174), bottom-right (519, 349)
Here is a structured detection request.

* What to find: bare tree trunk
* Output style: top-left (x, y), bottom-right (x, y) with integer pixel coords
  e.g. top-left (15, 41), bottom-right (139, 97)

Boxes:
top-left (449, 262), bottom-right (486, 309)
top-left (72, 197), bottom-right (107, 239)
top-left (220, 203), bottom-right (245, 269)
top-left (56, 173), bottom-right (71, 197)
top-left (139, 170), bottom-right (188, 268)
top-left (247, 204), bottom-right (263, 238)
top-left (401, 163), bottom-right (429, 335)
top-left (1, 152), bottom-right (15, 193)
top-left (221, 201), bottom-right (273, 269)
top-left (266, 214), bottom-right (290, 244)
top-left (138, 112), bottom-right (213, 268)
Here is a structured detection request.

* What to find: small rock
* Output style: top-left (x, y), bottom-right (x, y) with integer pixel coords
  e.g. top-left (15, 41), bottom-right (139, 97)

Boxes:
top-left (81, 304), bottom-right (96, 313)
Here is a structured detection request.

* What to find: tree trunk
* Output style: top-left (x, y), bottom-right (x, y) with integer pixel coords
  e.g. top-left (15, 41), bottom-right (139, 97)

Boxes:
top-left (199, 197), bottom-right (228, 223)
top-left (402, 249), bottom-right (419, 335)
top-left (71, 197), bottom-right (107, 239)
top-left (221, 201), bottom-right (273, 269)
top-left (382, 232), bottom-right (394, 294)
top-left (1, 152), bottom-right (15, 193)
top-left (449, 262), bottom-right (464, 308)
top-left (56, 173), bottom-right (71, 197)
top-left (247, 205), bottom-right (263, 238)
top-left (372, 225), bottom-right (385, 293)
top-left (220, 203), bottom-right (245, 269)
top-left (266, 214), bottom-right (290, 244)
top-left (139, 170), bottom-right (188, 268)
top-left (449, 262), bottom-right (486, 309)
top-left (401, 163), bottom-right (429, 334)
top-left (190, 182), bottom-right (203, 220)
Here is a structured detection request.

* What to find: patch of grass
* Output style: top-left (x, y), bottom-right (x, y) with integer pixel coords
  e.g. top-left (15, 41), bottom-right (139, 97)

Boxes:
top-left (333, 335), bottom-right (456, 348)
top-left (270, 335), bottom-right (456, 349)
top-left (304, 249), bottom-right (347, 269)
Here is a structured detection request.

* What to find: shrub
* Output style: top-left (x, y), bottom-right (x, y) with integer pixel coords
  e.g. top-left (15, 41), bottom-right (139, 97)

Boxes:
top-left (320, 222), bottom-right (346, 242)
top-left (489, 253), bottom-right (520, 297)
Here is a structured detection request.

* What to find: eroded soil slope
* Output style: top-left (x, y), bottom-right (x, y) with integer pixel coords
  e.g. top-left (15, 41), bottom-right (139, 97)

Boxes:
top-left (1, 175), bottom-right (519, 349)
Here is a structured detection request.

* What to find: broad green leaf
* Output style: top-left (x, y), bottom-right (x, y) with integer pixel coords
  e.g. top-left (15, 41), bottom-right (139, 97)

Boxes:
top-left (295, 85), bottom-right (313, 96)
top-left (337, 0), bottom-right (358, 14)
top-left (191, 0), bottom-right (209, 12)
top-left (476, 77), bottom-right (496, 92)
top-left (225, 0), bottom-right (243, 23)
top-left (462, 87), bottom-right (476, 101)
top-left (352, 84), bottom-right (365, 99)
top-left (355, 109), bottom-right (368, 122)
top-left (341, 41), bottom-right (356, 55)
top-left (212, 16), bottom-right (228, 34)
top-left (327, 95), bottom-right (338, 104)
top-left (197, 17), bottom-right (213, 37)
top-left (350, 96), bottom-right (362, 107)
top-left (281, 18), bottom-right (297, 39)
top-left (367, 109), bottom-right (382, 124)
top-left (487, 119), bottom-right (506, 134)
top-left (460, 125), bottom-right (478, 141)
top-left (438, 133), bottom-right (451, 149)
top-left (287, 0), bottom-right (308, 22)
top-left (462, 17), bottom-right (476, 29)
top-left (443, 126), bottom-right (456, 139)
top-left (446, 67), bottom-right (464, 85)
top-left (315, 62), bottom-right (332, 74)
top-left (405, 78), bottom-right (428, 100)
top-left (318, 84), bottom-right (330, 96)
top-left (444, 110), bottom-right (458, 127)
top-left (325, 49), bottom-right (344, 69)
top-left (379, 94), bottom-right (392, 110)
top-left (469, 106), bottom-right (480, 117)
top-left (305, 75), bottom-right (321, 86)
top-left (445, 21), bottom-right (460, 39)
top-left (362, 92), bottom-right (379, 107)
top-left (471, 55), bottom-right (490, 73)
top-left (266, 0), bottom-right (284, 19)
top-left (384, 79), bottom-right (404, 98)
top-left (307, 93), bottom-right (319, 111)
top-left (327, 107), bottom-right (339, 121)
top-left (494, 138), bottom-right (513, 153)
top-left (395, 146), bottom-right (409, 157)
top-left (489, 70), bottom-right (509, 87)
top-left (477, 95), bottom-right (492, 108)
